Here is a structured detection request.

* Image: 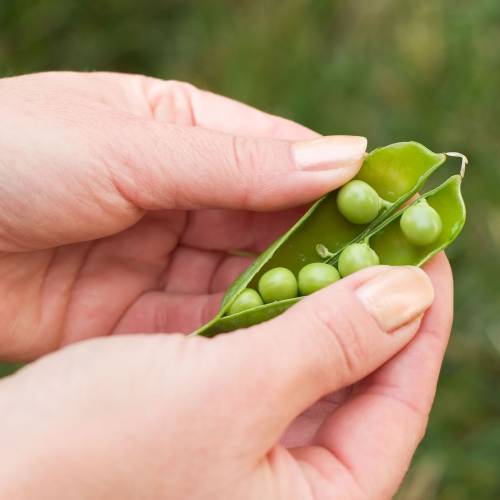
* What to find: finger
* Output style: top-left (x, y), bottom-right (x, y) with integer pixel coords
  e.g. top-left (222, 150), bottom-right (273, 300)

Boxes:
top-left (163, 246), bottom-right (252, 295)
top-left (111, 124), bottom-right (367, 212)
top-left (0, 74), bottom-right (366, 251)
top-left (142, 77), bottom-right (320, 140)
top-left (212, 265), bottom-right (434, 452)
top-left (141, 78), bottom-right (320, 252)
top-left (99, 76), bottom-right (361, 214)
top-left (20, 73), bottom-right (320, 141)
top-left (162, 246), bottom-right (225, 295)
top-left (301, 253), bottom-right (453, 498)
top-left (180, 207), bottom-right (306, 252)
top-left (2, 123), bottom-right (366, 249)
top-left (113, 251), bottom-right (252, 335)
top-left (112, 292), bottom-right (223, 335)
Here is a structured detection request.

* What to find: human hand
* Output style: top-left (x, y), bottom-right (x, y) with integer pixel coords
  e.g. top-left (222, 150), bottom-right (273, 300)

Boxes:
top-left (0, 255), bottom-right (451, 499)
top-left (0, 72), bottom-right (453, 499)
top-left (0, 71), bottom-right (366, 360)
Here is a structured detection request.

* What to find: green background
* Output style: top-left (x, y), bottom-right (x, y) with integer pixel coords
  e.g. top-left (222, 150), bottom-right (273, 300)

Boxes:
top-left (1, 1), bottom-right (499, 497)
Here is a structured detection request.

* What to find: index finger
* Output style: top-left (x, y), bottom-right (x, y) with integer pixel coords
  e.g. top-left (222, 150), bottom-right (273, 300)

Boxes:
top-left (143, 77), bottom-right (325, 252)
top-left (144, 77), bottom-right (321, 140)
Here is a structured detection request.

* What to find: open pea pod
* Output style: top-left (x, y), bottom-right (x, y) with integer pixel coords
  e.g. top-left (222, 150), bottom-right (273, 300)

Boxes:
top-left (369, 174), bottom-right (465, 266)
top-left (195, 142), bottom-right (464, 338)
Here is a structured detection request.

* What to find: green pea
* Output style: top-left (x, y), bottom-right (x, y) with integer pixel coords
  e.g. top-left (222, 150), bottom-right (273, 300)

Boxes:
top-left (227, 288), bottom-right (264, 315)
top-left (337, 180), bottom-right (381, 225)
top-left (338, 243), bottom-right (380, 277)
top-left (400, 201), bottom-right (442, 246)
top-left (258, 267), bottom-right (298, 303)
top-left (298, 262), bottom-right (340, 295)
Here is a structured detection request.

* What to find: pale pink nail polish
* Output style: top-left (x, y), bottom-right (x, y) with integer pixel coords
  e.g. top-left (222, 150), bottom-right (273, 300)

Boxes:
top-left (356, 267), bottom-right (434, 332)
top-left (292, 135), bottom-right (367, 171)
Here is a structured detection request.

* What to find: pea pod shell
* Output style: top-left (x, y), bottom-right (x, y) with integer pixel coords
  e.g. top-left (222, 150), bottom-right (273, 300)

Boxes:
top-left (369, 175), bottom-right (465, 266)
top-left (195, 142), bottom-right (455, 337)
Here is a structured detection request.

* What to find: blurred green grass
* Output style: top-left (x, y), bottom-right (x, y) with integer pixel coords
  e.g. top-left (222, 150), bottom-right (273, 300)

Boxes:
top-left (1, 1), bottom-right (499, 497)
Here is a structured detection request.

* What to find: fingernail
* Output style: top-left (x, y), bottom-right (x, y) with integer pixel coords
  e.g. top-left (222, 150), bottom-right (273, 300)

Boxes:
top-left (356, 267), bottom-right (434, 332)
top-left (292, 135), bottom-right (367, 171)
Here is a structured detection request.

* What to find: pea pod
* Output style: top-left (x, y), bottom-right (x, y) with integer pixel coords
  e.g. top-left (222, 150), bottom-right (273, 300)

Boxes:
top-left (195, 142), bottom-right (466, 338)
top-left (369, 175), bottom-right (465, 266)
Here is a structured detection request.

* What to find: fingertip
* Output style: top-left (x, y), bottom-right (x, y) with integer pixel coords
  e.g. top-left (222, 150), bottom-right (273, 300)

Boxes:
top-left (423, 252), bottom-right (453, 286)
top-left (248, 135), bottom-right (368, 211)
top-left (292, 135), bottom-right (367, 173)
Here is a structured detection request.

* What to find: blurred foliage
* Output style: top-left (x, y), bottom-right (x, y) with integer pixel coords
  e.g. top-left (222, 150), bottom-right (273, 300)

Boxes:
top-left (1, 0), bottom-right (499, 497)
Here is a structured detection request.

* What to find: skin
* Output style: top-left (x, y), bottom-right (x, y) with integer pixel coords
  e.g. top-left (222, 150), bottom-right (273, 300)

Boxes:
top-left (0, 72), bottom-right (453, 500)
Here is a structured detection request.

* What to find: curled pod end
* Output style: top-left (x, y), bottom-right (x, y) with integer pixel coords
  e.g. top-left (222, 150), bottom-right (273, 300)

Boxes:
top-left (446, 151), bottom-right (468, 178)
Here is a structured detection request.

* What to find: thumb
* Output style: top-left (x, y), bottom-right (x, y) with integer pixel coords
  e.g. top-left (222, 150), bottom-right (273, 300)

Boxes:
top-left (215, 265), bottom-right (434, 450)
top-left (0, 98), bottom-right (365, 250)
top-left (112, 121), bottom-right (367, 210)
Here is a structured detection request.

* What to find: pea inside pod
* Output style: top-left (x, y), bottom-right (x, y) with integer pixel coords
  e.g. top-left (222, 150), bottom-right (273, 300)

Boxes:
top-left (298, 262), bottom-right (340, 295)
top-left (227, 288), bottom-right (263, 315)
top-left (337, 180), bottom-right (385, 224)
top-left (195, 143), bottom-right (466, 338)
top-left (337, 243), bottom-right (380, 277)
top-left (258, 267), bottom-right (298, 303)
top-left (369, 175), bottom-right (464, 266)
top-left (400, 200), bottom-right (442, 246)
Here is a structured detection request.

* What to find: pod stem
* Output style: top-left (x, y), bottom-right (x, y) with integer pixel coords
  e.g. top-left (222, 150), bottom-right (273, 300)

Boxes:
top-left (380, 198), bottom-right (392, 210)
top-left (446, 151), bottom-right (468, 178)
top-left (316, 243), bottom-right (334, 259)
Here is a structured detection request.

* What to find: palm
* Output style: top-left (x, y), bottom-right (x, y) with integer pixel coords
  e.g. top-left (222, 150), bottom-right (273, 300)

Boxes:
top-left (88, 206), bottom-right (304, 337)
top-left (1, 205), bottom-right (308, 356)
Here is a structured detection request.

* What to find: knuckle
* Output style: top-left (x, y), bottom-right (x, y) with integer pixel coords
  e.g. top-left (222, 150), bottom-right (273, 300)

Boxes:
top-left (101, 117), bottom-right (182, 209)
top-left (227, 134), bottom-right (290, 209)
top-left (100, 124), bottom-right (158, 205)
top-left (165, 79), bottom-right (198, 93)
top-left (229, 134), bottom-right (255, 174)
top-left (227, 135), bottom-right (263, 207)
top-left (147, 79), bottom-right (198, 125)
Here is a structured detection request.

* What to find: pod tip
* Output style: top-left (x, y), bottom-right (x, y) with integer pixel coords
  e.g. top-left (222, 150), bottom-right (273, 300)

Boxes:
top-left (446, 151), bottom-right (468, 178)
